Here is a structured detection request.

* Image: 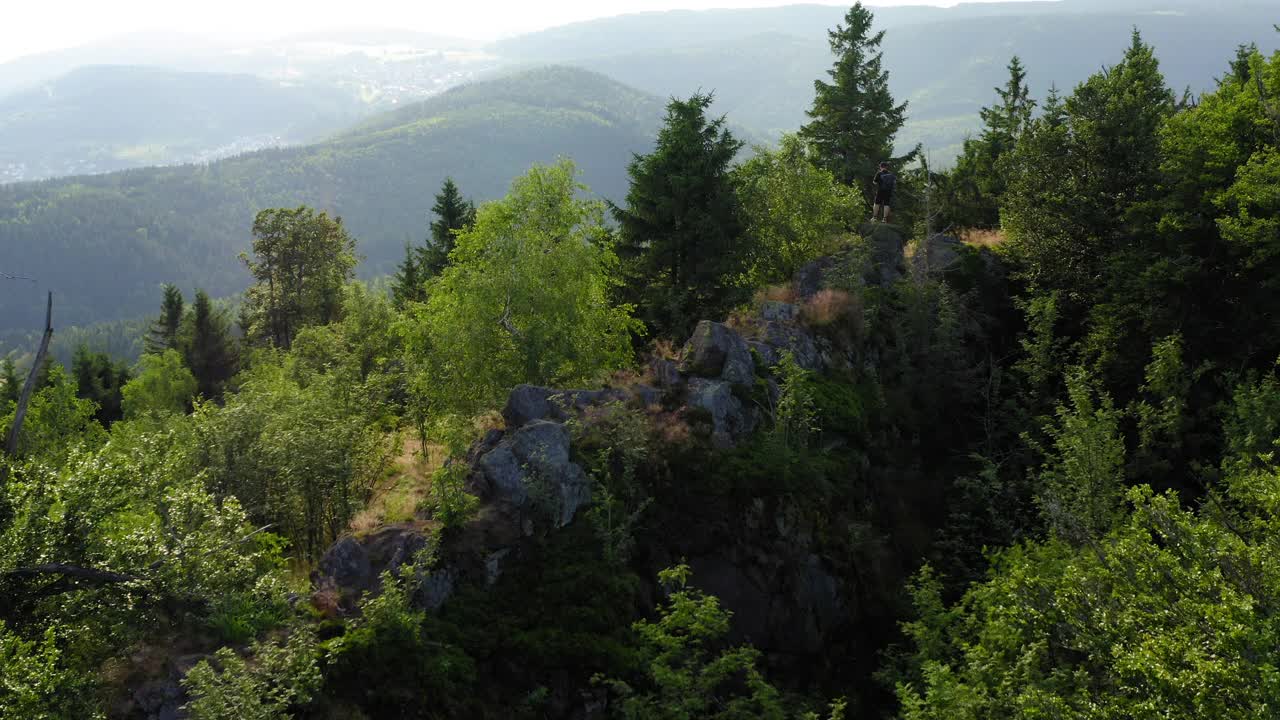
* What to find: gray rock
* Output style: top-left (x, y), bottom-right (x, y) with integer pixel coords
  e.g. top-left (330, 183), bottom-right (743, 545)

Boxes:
top-left (761, 300), bottom-right (800, 323)
top-left (747, 341), bottom-right (780, 372)
top-left (416, 567), bottom-right (457, 611)
top-left (864, 224), bottom-right (907, 286)
top-left (760, 321), bottom-right (822, 371)
top-left (503, 384), bottom-right (555, 428)
top-left (478, 420), bottom-right (592, 528)
top-left (913, 234), bottom-right (964, 274)
top-left (680, 320), bottom-right (755, 385)
top-left (687, 377), bottom-right (757, 448)
top-left (317, 536), bottom-right (372, 592)
top-left (485, 548), bottom-right (512, 586)
top-left (796, 255), bottom-right (838, 300)
top-left (477, 445), bottom-right (528, 505)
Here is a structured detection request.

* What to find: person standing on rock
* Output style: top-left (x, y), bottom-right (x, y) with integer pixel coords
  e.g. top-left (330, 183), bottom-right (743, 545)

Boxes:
top-left (871, 161), bottom-right (896, 223)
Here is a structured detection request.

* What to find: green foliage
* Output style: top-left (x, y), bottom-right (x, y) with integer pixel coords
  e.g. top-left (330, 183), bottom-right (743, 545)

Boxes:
top-left (1003, 31), bottom-right (1175, 306)
top-left (898, 468), bottom-right (1280, 719)
top-left (71, 345), bottom-right (130, 425)
top-left (145, 284), bottom-right (186, 355)
top-left (240, 206), bottom-right (359, 349)
top-left (3, 362), bottom-right (104, 462)
top-left (390, 243), bottom-right (426, 310)
top-left (0, 623), bottom-right (100, 720)
top-left (1034, 369), bottom-right (1126, 545)
top-left (800, 2), bottom-right (907, 190)
top-left (600, 565), bottom-right (844, 720)
top-left (191, 353), bottom-right (389, 558)
top-left (735, 135), bottom-right (863, 286)
top-left (571, 403), bottom-right (655, 565)
top-left (121, 349), bottom-right (197, 420)
top-left (938, 56), bottom-right (1035, 229)
top-left (421, 177), bottom-right (478, 278)
top-left (614, 92), bottom-right (746, 339)
top-left (770, 351), bottom-right (820, 452)
top-left (183, 626), bottom-right (322, 720)
top-left (322, 569), bottom-right (475, 717)
top-left (404, 159), bottom-right (638, 416)
top-left (179, 290), bottom-right (240, 402)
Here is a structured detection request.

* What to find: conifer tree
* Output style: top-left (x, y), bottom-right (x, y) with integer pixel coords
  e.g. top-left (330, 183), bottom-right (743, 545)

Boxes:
top-left (419, 178), bottom-right (476, 278)
top-left (801, 2), bottom-right (907, 191)
top-left (2, 357), bottom-right (22, 407)
top-left (946, 56), bottom-right (1036, 227)
top-left (613, 92), bottom-right (746, 339)
top-left (391, 243), bottom-right (426, 308)
top-left (144, 284), bottom-right (185, 355)
top-left (179, 290), bottom-right (239, 401)
top-left (71, 345), bottom-right (130, 425)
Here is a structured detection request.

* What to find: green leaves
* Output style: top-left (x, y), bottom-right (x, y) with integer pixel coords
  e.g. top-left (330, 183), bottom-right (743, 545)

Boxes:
top-left (405, 159), bottom-right (638, 417)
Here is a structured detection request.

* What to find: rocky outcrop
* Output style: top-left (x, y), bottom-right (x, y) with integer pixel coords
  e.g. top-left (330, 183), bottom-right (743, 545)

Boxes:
top-left (913, 233), bottom-right (964, 274)
top-left (311, 225), bottom-right (917, 666)
top-left (680, 320), bottom-right (755, 385)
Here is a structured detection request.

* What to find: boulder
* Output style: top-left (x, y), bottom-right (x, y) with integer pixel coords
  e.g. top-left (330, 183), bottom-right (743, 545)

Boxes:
top-left (687, 377), bottom-right (757, 448)
top-left (864, 223), bottom-right (907, 286)
top-left (475, 420), bottom-right (591, 528)
top-left (503, 384), bottom-right (555, 428)
top-left (913, 233), bottom-right (963, 274)
top-left (760, 321), bottom-right (822, 371)
top-left (760, 300), bottom-right (801, 323)
top-left (796, 255), bottom-right (839, 300)
top-left (502, 384), bottom-right (631, 429)
top-left (317, 536), bottom-right (373, 593)
top-left (680, 320), bottom-right (755, 385)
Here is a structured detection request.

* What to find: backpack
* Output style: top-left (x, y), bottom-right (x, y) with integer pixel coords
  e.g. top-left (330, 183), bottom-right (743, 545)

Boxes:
top-left (879, 171), bottom-right (896, 193)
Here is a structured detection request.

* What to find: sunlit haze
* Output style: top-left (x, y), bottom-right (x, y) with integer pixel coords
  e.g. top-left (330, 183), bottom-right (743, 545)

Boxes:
top-left (4, 0), bottom-right (1016, 63)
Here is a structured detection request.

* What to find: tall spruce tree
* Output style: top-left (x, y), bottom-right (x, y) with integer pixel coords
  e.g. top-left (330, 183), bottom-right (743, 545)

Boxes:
top-left (801, 2), bottom-right (907, 191)
top-left (419, 178), bottom-right (476, 278)
top-left (144, 284), bottom-right (185, 355)
top-left (391, 243), bottom-right (426, 308)
top-left (946, 56), bottom-right (1037, 227)
top-left (71, 345), bottom-right (130, 425)
top-left (179, 290), bottom-right (239, 401)
top-left (613, 92), bottom-right (746, 339)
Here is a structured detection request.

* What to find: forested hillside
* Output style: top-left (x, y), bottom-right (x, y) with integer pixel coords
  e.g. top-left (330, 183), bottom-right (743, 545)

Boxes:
top-left (499, 0), bottom-right (1280, 148)
top-left (0, 65), bottom-right (367, 182)
top-left (0, 67), bottom-right (662, 337)
top-left (2, 3), bottom-right (1280, 719)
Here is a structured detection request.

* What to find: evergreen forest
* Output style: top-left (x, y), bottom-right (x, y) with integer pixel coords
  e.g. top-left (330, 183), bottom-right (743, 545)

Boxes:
top-left (2, 5), bottom-right (1280, 719)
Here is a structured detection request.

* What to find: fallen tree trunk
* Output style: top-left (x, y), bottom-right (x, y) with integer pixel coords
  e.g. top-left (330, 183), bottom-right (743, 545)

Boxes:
top-left (6, 292), bottom-right (53, 456)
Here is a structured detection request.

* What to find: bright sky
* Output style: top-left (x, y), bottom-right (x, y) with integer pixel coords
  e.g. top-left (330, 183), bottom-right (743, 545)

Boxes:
top-left (2, 0), bottom-right (969, 63)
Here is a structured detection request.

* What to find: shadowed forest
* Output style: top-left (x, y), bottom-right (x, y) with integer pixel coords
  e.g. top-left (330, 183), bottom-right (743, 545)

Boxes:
top-left (2, 4), bottom-right (1280, 719)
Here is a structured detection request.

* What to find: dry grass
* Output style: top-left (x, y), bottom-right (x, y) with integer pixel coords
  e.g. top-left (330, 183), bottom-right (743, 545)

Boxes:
top-left (349, 436), bottom-right (444, 536)
top-left (960, 228), bottom-right (1007, 248)
top-left (755, 284), bottom-right (799, 305)
top-left (650, 338), bottom-right (681, 362)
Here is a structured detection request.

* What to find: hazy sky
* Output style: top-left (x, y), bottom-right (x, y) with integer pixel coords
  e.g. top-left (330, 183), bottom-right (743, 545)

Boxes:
top-left (3, 0), bottom-right (977, 63)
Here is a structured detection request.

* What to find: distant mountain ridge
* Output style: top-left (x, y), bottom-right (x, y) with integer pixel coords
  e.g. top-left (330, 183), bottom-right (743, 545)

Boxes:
top-left (0, 67), bottom-right (663, 338)
top-left (0, 65), bottom-right (367, 182)
top-left (494, 0), bottom-right (1280, 153)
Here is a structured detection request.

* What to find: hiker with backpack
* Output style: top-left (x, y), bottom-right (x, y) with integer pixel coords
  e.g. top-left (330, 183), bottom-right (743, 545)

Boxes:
top-left (871, 161), bottom-right (896, 223)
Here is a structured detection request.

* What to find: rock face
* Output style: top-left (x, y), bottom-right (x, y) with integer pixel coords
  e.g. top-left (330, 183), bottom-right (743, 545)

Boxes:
top-left (309, 228), bottom-right (913, 668)
top-left (687, 378), bottom-right (757, 448)
top-left (474, 419), bottom-right (591, 528)
top-left (680, 320), bottom-right (755, 385)
top-left (913, 233), bottom-right (964, 274)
